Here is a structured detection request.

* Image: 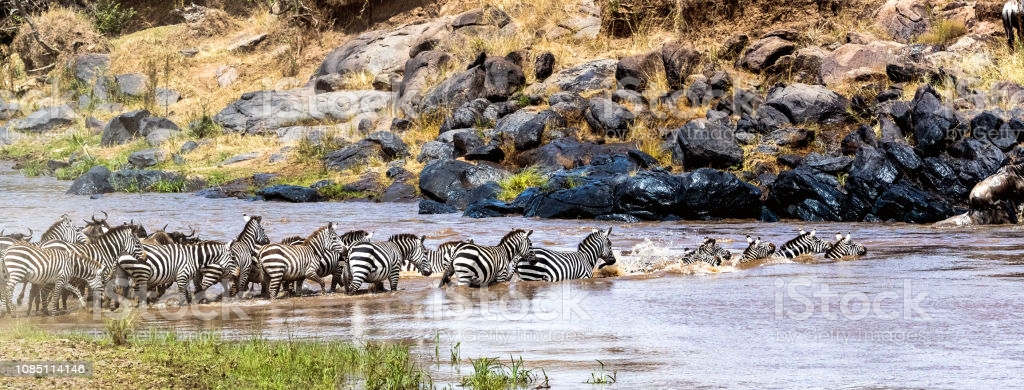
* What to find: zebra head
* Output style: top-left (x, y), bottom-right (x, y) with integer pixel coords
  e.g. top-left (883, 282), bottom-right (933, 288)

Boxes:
top-left (583, 228), bottom-right (615, 268)
top-left (321, 222), bottom-right (347, 256)
top-left (391, 234), bottom-right (429, 277)
top-left (41, 214), bottom-right (87, 244)
top-left (199, 241), bottom-right (237, 291)
top-left (741, 235), bottom-right (776, 261)
top-left (240, 214), bottom-right (271, 247)
top-left (503, 229), bottom-right (534, 261)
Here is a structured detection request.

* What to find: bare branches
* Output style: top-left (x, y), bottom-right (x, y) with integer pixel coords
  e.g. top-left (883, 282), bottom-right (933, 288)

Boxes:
top-left (9, 0), bottom-right (59, 72)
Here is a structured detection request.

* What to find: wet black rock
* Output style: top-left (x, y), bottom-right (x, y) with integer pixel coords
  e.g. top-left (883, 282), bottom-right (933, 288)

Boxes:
top-left (670, 119), bottom-right (744, 169)
top-left (258, 185), bottom-right (323, 203)
top-left (418, 199), bottom-right (459, 214)
top-left (66, 166), bottom-right (115, 195)
top-left (872, 182), bottom-right (953, 223)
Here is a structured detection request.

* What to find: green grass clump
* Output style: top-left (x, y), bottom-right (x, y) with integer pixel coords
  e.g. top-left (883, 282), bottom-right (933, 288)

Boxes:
top-left (19, 160), bottom-right (48, 177)
top-left (586, 359), bottom-right (617, 384)
top-left (497, 166), bottom-right (546, 202)
top-left (103, 309), bottom-right (138, 346)
top-left (918, 19), bottom-right (966, 45)
top-left (150, 178), bottom-right (186, 193)
top-left (460, 356), bottom-right (537, 390)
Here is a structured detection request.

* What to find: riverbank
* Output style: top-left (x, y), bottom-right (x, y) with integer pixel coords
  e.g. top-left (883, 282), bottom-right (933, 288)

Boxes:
top-left (2, 1), bottom-right (1023, 224)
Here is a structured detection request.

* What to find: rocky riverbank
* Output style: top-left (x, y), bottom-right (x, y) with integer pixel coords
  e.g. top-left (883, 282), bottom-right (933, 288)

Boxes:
top-left (1, 0), bottom-right (1021, 223)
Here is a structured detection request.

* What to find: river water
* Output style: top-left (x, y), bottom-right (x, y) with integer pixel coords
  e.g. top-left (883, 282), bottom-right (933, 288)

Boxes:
top-left (1, 163), bottom-right (1023, 388)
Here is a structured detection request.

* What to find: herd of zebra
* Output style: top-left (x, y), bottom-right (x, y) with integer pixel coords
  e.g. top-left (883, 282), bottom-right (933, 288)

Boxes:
top-left (0, 213), bottom-right (867, 316)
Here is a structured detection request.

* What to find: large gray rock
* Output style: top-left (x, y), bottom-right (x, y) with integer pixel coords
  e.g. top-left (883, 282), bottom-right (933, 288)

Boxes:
top-left (738, 36), bottom-right (795, 73)
top-left (397, 50), bottom-right (453, 116)
top-left (875, 0), bottom-right (930, 42)
top-left (110, 169), bottom-right (184, 192)
top-left (66, 166), bottom-right (115, 195)
top-left (616, 50), bottom-right (664, 92)
top-left (418, 159), bottom-right (509, 203)
top-left (13, 105), bottom-right (77, 133)
top-left (820, 42), bottom-right (901, 86)
top-left (420, 67), bottom-right (486, 114)
top-left (764, 84), bottom-right (849, 125)
top-left (530, 59), bottom-right (617, 94)
top-left (483, 57), bottom-right (525, 101)
top-left (513, 110), bottom-right (566, 151)
top-left (671, 119), bottom-right (744, 170)
top-left (310, 20), bottom-right (450, 79)
top-left (101, 110), bottom-right (178, 146)
top-left (662, 42), bottom-right (703, 90)
top-left (323, 140), bottom-right (382, 171)
top-left (365, 131), bottom-right (409, 159)
top-left (227, 33), bottom-right (267, 52)
top-left (259, 185), bottom-right (323, 203)
top-left (73, 53), bottom-right (110, 84)
top-left (115, 73), bottom-right (149, 97)
top-left (213, 90), bottom-right (394, 134)
top-left (0, 97), bottom-right (20, 120)
top-left (417, 141), bottom-right (455, 163)
top-left (146, 129), bottom-right (181, 146)
top-left (128, 148), bottom-right (167, 168)
top-left (585, 98), bottom-right (635, 138)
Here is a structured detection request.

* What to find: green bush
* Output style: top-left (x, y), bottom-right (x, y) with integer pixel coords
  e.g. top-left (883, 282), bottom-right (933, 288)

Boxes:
top-left (93, 0), bottom-right (136, 36)
top-left (497, 167), bottom-right (546, 202)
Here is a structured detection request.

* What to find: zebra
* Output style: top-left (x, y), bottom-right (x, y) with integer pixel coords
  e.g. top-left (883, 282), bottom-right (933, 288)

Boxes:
top-left (2, 243), bottom-right (107, 315)
top-left (740, 235), bottom-right (776, 262)
top-left (681, 237), bottom-right (731, 266)
top-left (39, 214), bottom-right (87, 244)
top-left (345, 234), bottom-right (428, 294)
top-left (223, 214), bottom-right (270, 299)
top-left (258, 223), bottom-right (346, 299)
top-left (824, 232), bottom-right (868, 259)
top-left (327, 230), bottom-right (373, 293)
top-left (442, 229), bottom-right (533, 288)
top-left (419, 240), bottom-right (474, 276)
top-left (774, 229), bottom-right (831, 259)
top-left (517, 228), bottom-right (615, 282)
top-left (120, 240), bottom-right (235, 306)
top-left (35, 225), bottom-right (144, 308)
top-left (1005, 1), bottom-right (1024, 48)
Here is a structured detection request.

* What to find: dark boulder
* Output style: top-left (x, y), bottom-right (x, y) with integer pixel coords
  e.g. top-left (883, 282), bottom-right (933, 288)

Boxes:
top-left (110, 170), bottom-right (186, 193)
top-left (66, 166), bottom-right (115, 195)
top-left (323, 140), bottom-right (382, 171)
top-left (419, 199), bottom-right (459, 214)
top-left (418, 159), bottom-right (508, 203)
top-left (614, 170), bottom-right (683, 219)
top-left (882, 141), bottom-right (922, 173)
top-left (720, 34), bottom-right (749, 61)
top-left (447, 181), bottom-right (501, 209)
top-left (764, 83), bottom-right (849, 125)
top-left (464, 143), bottom-right (506, 162)
top-left (662, 42), bottom-right (703, 90)
top-left (101, 110), bottom-right (150, 146)
top-left (259, 185), bottom-right (323, 203)
top-left (483, 57), bottom-right (526, 101)
top-left (516, 137), bottom-right (643, 170)
top-left (534, 51), bottom-right (556, 81)
top-left (616, 50), bottom-right (663, 91)
top-left (452, 131), bottom-right (485, 158)
top-left (440, 100), bottom-right (486, 133)
top-left (464, 199), bottom-right (520, 218)
top-left (13, 105), bottom-right (77, 133)
top-left (418, 141), bottom-right (455, 163)
top-left (585, 98), bottom-right (635, 138)
top-left (671, 119), bottom-right (744, 169)
top-left (801, 153), bottom-right (853, 174)
top-left (919, 156), bottom-right (963, 198)
top-left (365, 131), bottom-right (409, 159)
top-left (844, 146), bottom-right (901, 218)
top-left (763, 127), bottom-right (814, 148)
top-left (872, 182), bottom-right (953, 223)
top-left (911, 86), bottom-right (957, 156)
top-left (841, 124), bottom-right (878, 155)
top-left (513, 110), bottom-right (566, 151)
top-left (770, 168), bottom-right (850, 221)
top-left (674, 168), bottom-right (763, 220)
top-left (548, 92), bottom-right (587, 118)
top-left (738, 37), bottom-right (795, 73)
top-left (421, 67), bottom-right (486, 114)
top-left (380, 182), bottom-right (418, 203)
top-left (522, 181), bottom-right (617, 219)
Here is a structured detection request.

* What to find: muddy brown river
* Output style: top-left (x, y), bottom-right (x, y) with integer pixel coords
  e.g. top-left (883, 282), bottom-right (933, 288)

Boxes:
top-left (1, 163), bottom-right (1023, 388)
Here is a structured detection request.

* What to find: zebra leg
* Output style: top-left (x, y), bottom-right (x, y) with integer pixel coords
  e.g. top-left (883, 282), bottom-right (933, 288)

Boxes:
top-left (136, 279), bottom-right (149, 309)
top-left (389, 264), bottom-right (400, 292)
top-left (46, 278), bottom-right (67, 316)
top-left (16, 283), bottom-right (27, 306)
top-left (177, 275), bottom-right (191, 305)
top-left (304, 269), bottom-right (326, 296)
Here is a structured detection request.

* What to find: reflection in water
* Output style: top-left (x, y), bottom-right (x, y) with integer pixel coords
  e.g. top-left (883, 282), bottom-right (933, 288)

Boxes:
top-left (2, 164), bottom-right (1024, 387)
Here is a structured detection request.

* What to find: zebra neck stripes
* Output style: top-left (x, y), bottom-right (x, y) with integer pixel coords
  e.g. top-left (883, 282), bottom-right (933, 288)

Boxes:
top-left (775, 230), bottom-right (831, 259)
top-left (444, 229), bottom-right (532, 288)
top-left (740, 235), bottom-right (776, 262)
top-left (40, 215), bottom-right (86, 244)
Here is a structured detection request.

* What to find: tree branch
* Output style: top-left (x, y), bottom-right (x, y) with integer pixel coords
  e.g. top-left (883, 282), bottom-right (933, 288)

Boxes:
top-left (11, 0), bottom-right (60, 68)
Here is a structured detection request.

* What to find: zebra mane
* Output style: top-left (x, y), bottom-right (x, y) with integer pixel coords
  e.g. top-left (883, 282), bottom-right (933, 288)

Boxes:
top-left (96, 225), bottom-right (135, 240)
top-left (388, 233), bottom-right (420, 242)
top-left (341, 230), bottom-right (371, 241)
top-left (499, 229), bottom-right (529, 243)
top-left (303, 225), bottom-right (333, 245)
top-left (780, 231), bottom-right (817, 248)
top-left (41, 215), bottom-right (76, 239)
top-left (438, 240), bottom-right (467, 249)
top-left (280, 235), bottom-right (304, 244)
top-left (236, 216), bottom-right (262, 242)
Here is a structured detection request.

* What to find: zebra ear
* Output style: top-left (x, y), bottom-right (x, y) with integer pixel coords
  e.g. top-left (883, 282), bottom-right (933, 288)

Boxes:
top-left (809, 229), bottom-right (816, 237)
top-left (845, 233), bottom-right (851, 241)
top-left (527, 230), bottom-right (533, 237)
top-left (746, 235), bottom-right (753, 244)
top-left (243, 214), bottom-right (251, 222)
top-left (419, 235), bottom-right (426, 243)
top-left (835, 232), bottom-right (842, 241)
top-left (605, 227), bottom-right (612, 237)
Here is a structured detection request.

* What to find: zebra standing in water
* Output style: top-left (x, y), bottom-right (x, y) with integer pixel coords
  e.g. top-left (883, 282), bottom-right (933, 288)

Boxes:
top-left (346, 234), bottom-right (428, 294)
top-left (517, 228), bottom-right (615, 282)
top-left (418, 240), bottom-right (473, 276)
top-left (442, 229), bottom-right (533, 288)
top-left (774, 229), bottom-right (831, 259)
top-left (324, 230), bottom-right (373, 293)
top-left (39, 214), bottom-right (87, 244)
top-left (259, 223), bottom-right (346, 299)
top-left (36, 225), bottom-right (145, 309)
top-left (120, 240), bottom-right (235, 306)
top-left (681, 238), bottom-right (731, 266)
top-left (824, 233), bottom-right (868, 259)
top-left (226, 215), bottom-right (271, 299)
top-left (2, 243), bottom-right (107, 315)
top-left (740, 235), bottom-right (776, 262)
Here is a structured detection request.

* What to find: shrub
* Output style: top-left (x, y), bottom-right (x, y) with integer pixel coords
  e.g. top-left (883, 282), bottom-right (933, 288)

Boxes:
top-left (497, 167), bottom-right (546, 202)
top-left (918, 19), bottom-right (967, 45)
top-left (11, 7), bottom-right (108, 72)
top-left (92, 0), bottom-right (137, 36)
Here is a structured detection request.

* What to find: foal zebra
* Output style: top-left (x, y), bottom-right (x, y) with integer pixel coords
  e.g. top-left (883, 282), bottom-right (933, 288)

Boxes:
top-left (1005, 1), bottom-right (1024, 48)
top-left (346, 234), bottom-right (428, 294)
top-left (517, 228), bottom-right (615, 282)
top-left (824, 233), bottom-right (868, 259)
top-left (442, 229), bottom-right (533, 288)
top-left (258, 223), bottom-right (346, 299)
top-left (2, 243), bottom-right (106, 315)
top-left (419, 240), bottom-right (473, 276)
top-left (121, 240), bottom-right (235, 306)
top-left (774, 229), bottom-right (831, 259)
top-left (226, 215), bottom-right (270, 298)
top-left (682, 238), bottom-right (731, 266)
top-left (740, 235), bottom-right (776, 262)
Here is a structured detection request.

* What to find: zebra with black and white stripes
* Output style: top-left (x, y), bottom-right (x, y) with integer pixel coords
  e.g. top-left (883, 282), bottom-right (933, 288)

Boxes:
top-left (740, 235), bottom-right (776, 262)
top-left (226, 214), bottom-right (270, 299)
top-left (682, 238), bottom-right (731, 266)
top-left (824, 232), bottom-right (868, 259)
top-left (258, 223), bottom-right (346, 299)
top-left (39, 214), bottom-right (87, 245)
top-left (346, 234), bottom-right (428, 293)
top-left (2, 243), bottom-right (107, 315)
top-left (418, 240), bottom-right (473, 276)
top-left (517, 228), bottom-right (615, 282)
top-left (442, 229), bottom-right (533, 288)
top-left (774, 229), bottom-right (831, 259)
top-left (120, 240), bottom-right (235, 306)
